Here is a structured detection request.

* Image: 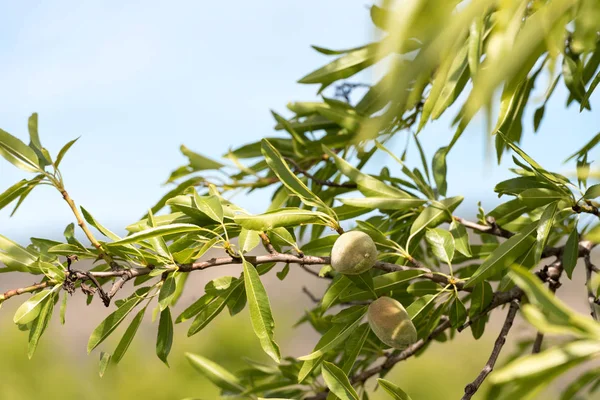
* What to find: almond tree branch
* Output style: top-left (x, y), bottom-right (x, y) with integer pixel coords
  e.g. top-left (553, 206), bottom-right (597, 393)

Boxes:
top-left (462, 299), bottom-right (520, 400)
top-left (533, 260), bottom-right (563, 353)
top-left (453, 216), bottom-right (514, 239)
top-left (584, 253), bottom-right (598, 320)
top-left (59, 189), bottom-right (121, 271)
top-left (0, 282), bottom-right (50, 302)
top-left (452, 216), bottom-right (596, 258)
top-left (305, 286), bottom-right (524, 400)
top-left (259, 232), bottom-right (278, 255)
top-left (1, 231), bottom-right (591, 307)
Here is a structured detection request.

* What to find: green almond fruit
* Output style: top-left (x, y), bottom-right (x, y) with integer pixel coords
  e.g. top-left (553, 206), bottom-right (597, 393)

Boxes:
top-left (368, 296), bottom-right (417, 349)
top-left (330, 231), bottom-right (377, 275)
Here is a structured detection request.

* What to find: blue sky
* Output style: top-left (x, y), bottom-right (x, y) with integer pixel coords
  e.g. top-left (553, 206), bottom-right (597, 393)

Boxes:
top-left (1, 1), bottom-right (598, 241)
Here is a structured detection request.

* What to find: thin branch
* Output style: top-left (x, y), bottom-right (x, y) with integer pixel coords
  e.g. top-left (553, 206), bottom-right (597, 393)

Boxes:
top-left (299, 264), bottom-right (325, 278)
top-left (453, 216), bottom-right (595, 259)
top-left (259, 232), bottom-right (278, 255)
top-left (304, 318), bottom-right (452, 400)
top-left (79, 270), bottom-right (110, 306)
top-left (302, 287), bottom-right (320, 303)
top-left (572, 203), bottom-right (600, 218)
top-left (60, 189), bottom-right (121, 271)
top-left (453, 216), bottom-right (514, 239)
top-left (458, 286), bottom-right (523, 332)
top-left (0, 282), bottom-right (50, 301)
top-left (584, 253), bottom-right (598, 320)
top-left (462, 300), bottom-right (520, 400)
top-left (532, 267), bottom-right (561, 354)
top-left (532, 332), bottom-right (545, 354)
top-left (306, 288), bottom-right (524, 400)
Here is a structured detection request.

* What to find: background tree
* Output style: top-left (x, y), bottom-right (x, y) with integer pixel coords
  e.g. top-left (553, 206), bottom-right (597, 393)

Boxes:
top-left (1, 0), bottom-right (600, 399)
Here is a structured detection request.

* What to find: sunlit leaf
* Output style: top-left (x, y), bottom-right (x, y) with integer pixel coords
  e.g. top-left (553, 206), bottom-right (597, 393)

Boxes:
top-left (87, 296), bottom-right (145, 353)
top-left (378, 378), bottom-right (413, 400)
top-left (106, 224), bottom-right (202, 246)
top-left (185, 353), bottom-right (245, 393)
top-left (465, 222), bottom-right (538, 288)
top-left (321, 361), bottom-right (359, 400)
top-left (0, 128), bottom-right (41, 172)
top-left (113, 307), bottom-right (146, 364)
top-left (234, 208), bottom-right (332, 231)
top-left (243, 258), bottom-right (281, 363)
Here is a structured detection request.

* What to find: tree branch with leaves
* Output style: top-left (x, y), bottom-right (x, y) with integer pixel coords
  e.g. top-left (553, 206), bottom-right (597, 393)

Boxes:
top-left (2, 0), bottom-right (600, 399)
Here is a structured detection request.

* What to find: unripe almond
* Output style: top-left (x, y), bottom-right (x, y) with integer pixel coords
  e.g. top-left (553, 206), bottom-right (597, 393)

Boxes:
top-left (368, 296), bottom-right (417, 350)
top-left (330, 231), bottom-right (377, 275)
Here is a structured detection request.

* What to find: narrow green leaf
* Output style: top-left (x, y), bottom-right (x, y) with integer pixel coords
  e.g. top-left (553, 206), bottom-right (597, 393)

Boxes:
top-left (534, 202), bottom-right (558, 263)
top-left (180, 145), bottom-right (224, 170)
top-left (499, 131), bottom-right (568, 187)
top-left (243, 258), bottom-right (280, 363)
top-left (565, 132), bottom-right (600, 162)
top-left (106, 224), bottom-right (202, 246)
top-left (185, 352), bottom-right (245, 393)
top-left (518, 188), bottom-right (567, 208)
top-left (28, 294), bottom-right (54, 359)
top-left (187, 287), bottom-right (239, 336)
top-left (176, 288), bottom-right (214, 320)
top-left (99, 352), bottom-right (111, 378)
top-left (509, 265), bottom-right (600, 338)
top-left (469, 281), bottom-right (493, 339)
top-left (299, 42), bottom-right (382, 89)
top-left (234, 208), bottom-right (331, 231)
top-left (158, 273), bottom-right (177, 311)
top-left (298, 307), bottom-right (366, 361)
top-left (432, 147), bottom-right (448, 196)
top-left (156, 307), bottom-right (173, 366)
top-left (407, 281), bottom-right (441, 296)
top-left (559, 367), bottom-right (600, 400)
top-left (339, 270), bottom-right (423, 302)
top-left (340, 323), bottom-right (370, 374)
top-left (449, 297), bottom-right (467, 328)
top-left (490, 340), bottom-right (600, 384)
top-left (55, 137), bottom-right (79, 167)
top-left (0, 128), bottom-right (41, 172)
top-left (465, 222), bottom-right (538, 288)
top-left (81, 207), bottom-right (120, 241)
top-left (410, 196), bottom-right (464, 238)
top-left (0, 180), bottom-right (29, 211)
top-left (322, 361), bottom-right (359, 400)
top-left (298, 324), bottom-right (345, 383)
top-left (321, 275), bottom-right (352, 311)
top-left (323, 145), bottom-right (409, 198)
top-left (14, 287), bottom-right (58, 325)
top-left (113, 307), bottom-right (146, 364)
top-left (27, 113), bottom-right (41, 149)
top-left (339, 197), bottom-right (425, 211)
top-left (60, 291), bottom-right (67, 324)
top-left (262, 139), bottom-right (332, 215)
top-left (563, 228), bottom-right (579, 279)
top-left (346, 271), bottom-right (377, 299)
top-left (581, 71), bottom-right (600, 111)
top-left (494, 176), bottom-right (554, 196)
top-left (377, 378), bottom-right (413, 400)
top-left (87, 296), bottom-right (144, 353)
top-left (450, 220), bottom-right (472, 257)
